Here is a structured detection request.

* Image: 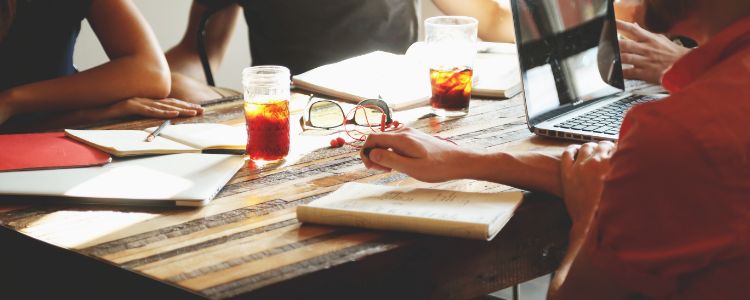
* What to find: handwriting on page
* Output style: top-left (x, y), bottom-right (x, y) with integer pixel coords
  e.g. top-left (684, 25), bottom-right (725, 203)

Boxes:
top-left (311, 183), bottom-right (519, 225)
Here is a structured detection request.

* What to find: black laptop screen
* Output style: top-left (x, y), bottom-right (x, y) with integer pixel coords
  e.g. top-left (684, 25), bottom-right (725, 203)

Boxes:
top-left (512, 0), bottom-right (625, 126)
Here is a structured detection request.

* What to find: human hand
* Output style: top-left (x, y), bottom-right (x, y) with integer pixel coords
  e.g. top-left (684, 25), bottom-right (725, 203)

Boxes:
top-left (560, 141), bottom-right (616, 227)
top-left (102, 97), bottom-right (204, 119)
top-left (360, 127), bottom-right (473, 183)
top-left (617, 20), bottom-right (691, 84)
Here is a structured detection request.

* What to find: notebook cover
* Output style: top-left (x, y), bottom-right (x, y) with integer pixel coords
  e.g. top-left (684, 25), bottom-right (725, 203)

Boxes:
top-left (0, 132), bottom-right (112, 172)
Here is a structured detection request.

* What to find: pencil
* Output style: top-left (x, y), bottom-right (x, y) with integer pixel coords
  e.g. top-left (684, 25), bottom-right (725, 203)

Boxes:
top-left (145, 120), bottom-right (171, 142)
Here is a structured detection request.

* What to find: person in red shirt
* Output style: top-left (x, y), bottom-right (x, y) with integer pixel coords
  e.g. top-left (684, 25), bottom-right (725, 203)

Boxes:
top-left (359, 0), bottom-right (750, 298)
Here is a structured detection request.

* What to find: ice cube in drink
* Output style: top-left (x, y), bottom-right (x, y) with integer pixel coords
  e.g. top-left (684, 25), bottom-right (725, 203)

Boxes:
top-left (430, 67), bottom-right (473, 116)
top-left (244, 100), bottom-right (290, 161)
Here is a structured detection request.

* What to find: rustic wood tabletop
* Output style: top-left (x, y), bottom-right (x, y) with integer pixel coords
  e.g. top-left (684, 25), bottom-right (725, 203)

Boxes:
top-left (0, 94), bottom-right (571, 300)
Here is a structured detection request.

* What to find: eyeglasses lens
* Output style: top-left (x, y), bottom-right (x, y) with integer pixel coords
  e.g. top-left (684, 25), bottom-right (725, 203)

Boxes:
top-left (309, 101), bottom-right (345, 128)
top-left (354, 99), bottom-right (391, 126)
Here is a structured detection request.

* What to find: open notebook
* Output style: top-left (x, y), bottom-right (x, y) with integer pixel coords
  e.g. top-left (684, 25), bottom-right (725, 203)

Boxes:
top-left (65, 123), bottom-right (247, 157)
top-left (0, 153), bottom-right (245, 206)
top-left (293, 51), bottom-right (430, 110)
top-left (297, 182), bottom-right (524, 241)
top-left (292, 42), bottom-right (521, 110)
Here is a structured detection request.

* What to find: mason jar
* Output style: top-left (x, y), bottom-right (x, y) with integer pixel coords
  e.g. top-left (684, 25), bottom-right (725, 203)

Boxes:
top-left (242, 66), bottom-right (291, 162)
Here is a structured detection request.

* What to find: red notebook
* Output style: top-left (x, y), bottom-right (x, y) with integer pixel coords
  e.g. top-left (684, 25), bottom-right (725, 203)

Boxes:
top-left (0, 132), bottom-right (112, 172)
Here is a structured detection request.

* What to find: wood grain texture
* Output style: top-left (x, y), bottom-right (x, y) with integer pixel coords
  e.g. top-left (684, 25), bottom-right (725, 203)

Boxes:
top-left (0, 95), bottom-right (572, 300)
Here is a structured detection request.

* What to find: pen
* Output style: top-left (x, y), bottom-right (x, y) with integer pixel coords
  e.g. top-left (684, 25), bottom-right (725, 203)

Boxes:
top-left (145, 120), bottom-right (171, 142)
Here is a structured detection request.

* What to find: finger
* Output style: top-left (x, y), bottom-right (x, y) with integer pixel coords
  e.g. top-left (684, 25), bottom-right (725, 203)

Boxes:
top-left (149, 101), bottom-right (199, 117)
top-left (360, 132), bottom-right (425, 168)
top-left (362, 152), bottom-right (392, 172)
top-left (577, 142), bottom-right (597, 162)
top-left (616, 19), bottom-right (649, 42)
top-left (368, 148), bottom-right (417, 172)
top-left (162, 98), bottom-right (205, 114)
top-left (622, 66), bottom-right (651, 81)
top-left (360, 133), bottom-right (399, 169)
top-left (132, 104), bottom-right (180, 118)
top-left (598, 140), bottom-right (616, 148)
top-left (620, 53), bottom-right (648, 67)
top-left (561, 145), bottom-right (581, 171)
top-left (360, 145), bottom-right (379, 170)
top-left (596, 141), bottom-right (617, 157)
top-left (618, 39), bottom-right (649, 56)
top-left (622, 67), bottom-right (661, 84)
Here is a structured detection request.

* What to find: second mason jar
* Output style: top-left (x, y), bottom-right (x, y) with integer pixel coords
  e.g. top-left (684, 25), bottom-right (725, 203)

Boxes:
top-left (242, 66), bottom-right (291, 162)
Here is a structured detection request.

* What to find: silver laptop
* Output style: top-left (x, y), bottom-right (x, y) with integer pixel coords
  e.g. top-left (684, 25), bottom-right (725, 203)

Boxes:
top-left (0, 154), bottom-right (245, 207)
top-left (510, 0), bottom-right (663, 142)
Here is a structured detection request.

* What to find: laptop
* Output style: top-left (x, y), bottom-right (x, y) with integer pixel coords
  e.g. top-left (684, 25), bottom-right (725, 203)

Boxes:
top-left (510, 0), bottom-right (664, 142)
top-left (0, 154), bottom-right (245, 207)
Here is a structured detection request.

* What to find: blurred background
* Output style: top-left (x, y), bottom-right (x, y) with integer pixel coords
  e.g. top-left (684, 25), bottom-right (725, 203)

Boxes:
top-left (74, 0), bottom-right (444, 91)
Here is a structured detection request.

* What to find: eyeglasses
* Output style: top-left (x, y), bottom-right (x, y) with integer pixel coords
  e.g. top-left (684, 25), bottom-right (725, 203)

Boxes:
top-left (300, 95), bottom-right (394, 130)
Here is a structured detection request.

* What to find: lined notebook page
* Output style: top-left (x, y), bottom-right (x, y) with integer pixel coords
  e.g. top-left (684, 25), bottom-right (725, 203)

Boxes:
top-left (65, 129), bottom-right (199, 157)
top-left (144, 123), bottom-right (247, 150)
top-left (297, 182), bottom-right (524, 240)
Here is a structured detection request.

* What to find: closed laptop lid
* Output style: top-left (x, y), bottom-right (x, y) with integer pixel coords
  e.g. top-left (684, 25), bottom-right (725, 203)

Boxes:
top-left (0, 154), bottom-right (245, 207)
top-left (510, 0), bottom-right (625, 127)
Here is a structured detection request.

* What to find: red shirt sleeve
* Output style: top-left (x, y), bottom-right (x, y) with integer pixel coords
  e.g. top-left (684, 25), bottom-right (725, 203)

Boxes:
top-left (587, 103), bottom-right (745, 299)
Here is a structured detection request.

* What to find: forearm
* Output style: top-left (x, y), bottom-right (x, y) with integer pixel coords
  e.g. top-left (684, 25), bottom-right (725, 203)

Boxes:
top-left (463, 150), bottom-right (595, 297)
top-left (166, 2), bottom-right (241, 80)
top-left (463, 150), bottom-right (563, 197)
top-left (432, 0), bottom-right (515, 42)
top-left (3, 55), bottom-right (169, 115)
top-left (5, 107), bottom-right (109, 132)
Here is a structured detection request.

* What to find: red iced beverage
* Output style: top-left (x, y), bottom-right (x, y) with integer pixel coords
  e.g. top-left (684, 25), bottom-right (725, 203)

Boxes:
top-left (244, 100), bottom-right (290, 161)
top-left (430, 67), bottom-right (473, 112)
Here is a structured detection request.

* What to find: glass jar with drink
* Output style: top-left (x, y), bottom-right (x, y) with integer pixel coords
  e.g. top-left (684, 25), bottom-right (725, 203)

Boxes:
top-left (425, 16), bottom-right (478, 117)
top-left (242, 66), bottom-right (291, 162)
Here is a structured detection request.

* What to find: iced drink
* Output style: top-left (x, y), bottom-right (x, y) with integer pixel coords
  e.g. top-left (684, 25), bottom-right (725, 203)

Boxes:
top-left (430, 67), bottom-right (473, 112)
top-left (244, 99), bottom-right (290, 161)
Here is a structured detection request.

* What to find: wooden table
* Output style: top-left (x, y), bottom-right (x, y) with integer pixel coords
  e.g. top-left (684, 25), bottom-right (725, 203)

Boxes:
top-left (0, 95), bottom-right (571, 300)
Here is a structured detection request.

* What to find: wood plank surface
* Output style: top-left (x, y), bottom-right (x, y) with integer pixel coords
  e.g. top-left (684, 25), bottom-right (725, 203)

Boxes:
top-left (0, 94), bottom-right (571, 300)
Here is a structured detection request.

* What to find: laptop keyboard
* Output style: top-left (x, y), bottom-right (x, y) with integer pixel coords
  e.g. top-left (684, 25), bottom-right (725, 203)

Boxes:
top-left (553, 95), bottom-right (656, 135)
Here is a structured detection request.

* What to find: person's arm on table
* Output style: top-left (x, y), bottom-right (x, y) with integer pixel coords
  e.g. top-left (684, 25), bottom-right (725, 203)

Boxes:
top-left (432, 0), bottom-right (515, 43)
top-left (547, 104), bottom-right (738, 299)
top-left (360, 128), bottom-right (633, 299)
top-left (0, 0), bottom-right (172, 124)
top-left (360, 127), bottom-right (564, 197)
top-left (166, 1), bottom-right (242, 102)
top-left (14, 98), bottom-right (205, 132)
top-left (548, 141), bottom-right (631, 300)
